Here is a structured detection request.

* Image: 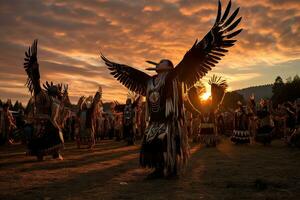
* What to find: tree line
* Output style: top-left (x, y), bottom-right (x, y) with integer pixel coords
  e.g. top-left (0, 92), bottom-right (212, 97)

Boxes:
top-left (221, 74), bottom-right (300, 110)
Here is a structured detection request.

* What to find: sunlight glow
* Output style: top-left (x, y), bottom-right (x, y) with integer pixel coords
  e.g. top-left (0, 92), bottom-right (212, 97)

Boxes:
top-left (201, 92), bottom-right (211, 101)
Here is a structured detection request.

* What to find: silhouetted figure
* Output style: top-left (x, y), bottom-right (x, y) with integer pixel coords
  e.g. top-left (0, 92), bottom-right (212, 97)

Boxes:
top-left (0, 103), bottom-right (16, 145)
top-left (231, 102), bottom-right (250, 144)
top-left (101, 0), bottom-right (242, 178)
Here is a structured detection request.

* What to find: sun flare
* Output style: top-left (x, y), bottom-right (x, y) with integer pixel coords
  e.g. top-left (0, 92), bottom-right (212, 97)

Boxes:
top-left (201, 92), bottom-right (211, 101)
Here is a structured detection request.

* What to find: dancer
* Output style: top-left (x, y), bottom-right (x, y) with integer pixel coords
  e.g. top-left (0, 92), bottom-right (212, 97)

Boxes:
top-left (255, 99), bottom-right (274, 145)
top-left (231, 101), bottom-right (250, 144)
top-left (22, 40), bottom-right (66, 160)
top-left (0, 103), bottom-right (16, 145)
top-left (76, 88), bottom-right (102, 149)
top-left (101, 0), bottom-right (242, 177)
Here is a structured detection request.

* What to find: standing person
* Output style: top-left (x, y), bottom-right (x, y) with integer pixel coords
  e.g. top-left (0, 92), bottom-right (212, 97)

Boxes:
top-left (114, 113), bottom-right (123, 141)
top-left (255, 99), bottom-right (274, 145)
top-left (231, 102), bottom-right (251, 144)
top-left (123, 97), bottom-right (139, 145)
top-left (22, 40), bottom-right (66, 161)
top-left (101, 0), bottom-right (242, 178)
top-left (191, 113), bottom-right (201, 142)
top-left (108, 114), bottom-right (115, 139)
top-left (273, 104), bottom-right (287, 139)
top-left (95, 99), bottom-right (104, 141)
top-left (216, 111), bottom-right (225, 136)
top-left (76, 97), bottom-right (93, 148)
top-left (0, 103), bottom-right (16, 145)
top-left (188, 75), bottom-right (228, 147)
top-left (199, 108), bottom-right (218, 147)
top-left (247, 94), bottom-right (257, 138)
top-left (76, 90), bottom-right (102, 149)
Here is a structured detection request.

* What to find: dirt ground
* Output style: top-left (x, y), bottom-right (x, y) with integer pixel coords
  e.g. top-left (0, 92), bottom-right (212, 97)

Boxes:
top-left (0, 138), bottom-right (300, 200)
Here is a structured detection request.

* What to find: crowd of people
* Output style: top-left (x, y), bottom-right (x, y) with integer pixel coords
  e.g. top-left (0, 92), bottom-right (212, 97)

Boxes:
top-left (187, 96), bottom-right (300, 147)
top-left (2, 92), bottom-right (300, 150)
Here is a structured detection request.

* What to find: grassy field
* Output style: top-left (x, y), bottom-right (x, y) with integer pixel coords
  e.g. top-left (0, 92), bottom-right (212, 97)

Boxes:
top-left (0, 139), bottom-right (300, 200)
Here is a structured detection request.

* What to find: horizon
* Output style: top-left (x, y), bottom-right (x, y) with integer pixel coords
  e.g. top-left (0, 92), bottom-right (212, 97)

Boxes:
top-left (0, 0), bottom-right (299, 104)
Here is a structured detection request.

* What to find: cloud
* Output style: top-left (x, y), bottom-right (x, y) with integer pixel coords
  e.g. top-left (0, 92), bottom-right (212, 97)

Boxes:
top-left (0, 0), bottom-right (299, 104)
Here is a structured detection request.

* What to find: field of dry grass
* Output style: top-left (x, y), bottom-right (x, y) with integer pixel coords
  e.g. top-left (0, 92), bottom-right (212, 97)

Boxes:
top-left (0, 139), bottom-right (300, 200)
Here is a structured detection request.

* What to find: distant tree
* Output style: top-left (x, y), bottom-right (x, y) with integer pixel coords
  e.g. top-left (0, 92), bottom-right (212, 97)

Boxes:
top-left (221, 91), bottom-right (245, 110)
top-left (272, 76), bottom-right (284, 93)
top-left (272, 75), bottom-right (300, 105)
top-left (286, 76), bottom-right (292, 83)
top-left (272, 76), bottom-right (284, 105)
top-left (294, 75), bottom-right (300, 82)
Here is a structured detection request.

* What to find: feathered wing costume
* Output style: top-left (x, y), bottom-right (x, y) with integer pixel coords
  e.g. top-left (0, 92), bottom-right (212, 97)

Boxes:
top-left (101, 0), bottom-right (242, 177)
top-left (23, 40), bottom-right (64, 160)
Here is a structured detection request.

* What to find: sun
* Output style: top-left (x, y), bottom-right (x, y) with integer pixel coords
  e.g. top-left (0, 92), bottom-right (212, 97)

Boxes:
top-left (201, 92), bottom-right (211, 101)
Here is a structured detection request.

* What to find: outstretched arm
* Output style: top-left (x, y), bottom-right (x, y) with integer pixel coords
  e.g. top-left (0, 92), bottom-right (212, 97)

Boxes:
top-left (23, 39), bottom-right (42, 95)
top-left (101, 54), bottom-right (151, 96)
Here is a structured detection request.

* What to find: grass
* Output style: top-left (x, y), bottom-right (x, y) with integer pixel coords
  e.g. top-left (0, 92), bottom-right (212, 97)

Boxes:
top-left (0, 138), bottom-right (299, 200)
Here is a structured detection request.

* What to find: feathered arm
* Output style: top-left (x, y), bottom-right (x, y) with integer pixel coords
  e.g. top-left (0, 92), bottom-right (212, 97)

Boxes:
top-left (100, 53), bottom-right (151, 96)
top-left (23, 39), bottom-right (42, 95)
top-left (186, 82), bottom-right (206, 114)
top-left (209, 75), bottom-right (228, 110)
top-left (171, 0), bottom-right (242, 87)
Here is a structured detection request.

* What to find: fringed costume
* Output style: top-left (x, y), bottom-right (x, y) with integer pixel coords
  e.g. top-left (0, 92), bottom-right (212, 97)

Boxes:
top-left (231, 102), bottom-right (250, 144)
top-left (186, 75), bottom-right (227, 146)
top-left (76, 89), bottom-right (102, 149)
top-left (255, 100), bottom-right (274, 145)
top-left (114, 95), bottom-right (140, 145)
top-left (123, 98), bottom-right (136, 145)
top-left (140, 72), bottom-right (189, 177)
top-left (199, 111), bottom-right (218, 146)
top-left (101, 0), bottom-right (242, 178)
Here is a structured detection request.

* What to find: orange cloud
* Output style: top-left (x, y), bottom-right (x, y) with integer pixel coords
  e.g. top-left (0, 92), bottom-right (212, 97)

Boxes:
top-left (0, 0), bottom-right (299, 104)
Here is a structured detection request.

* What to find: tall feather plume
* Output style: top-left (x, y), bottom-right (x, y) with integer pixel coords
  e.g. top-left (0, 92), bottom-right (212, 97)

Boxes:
top-left (209, 75), bottom-right (228, 110)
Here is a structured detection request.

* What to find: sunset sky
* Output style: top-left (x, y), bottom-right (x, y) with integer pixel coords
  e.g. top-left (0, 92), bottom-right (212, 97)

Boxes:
top-left (0, 0), bottom-right (299, 104)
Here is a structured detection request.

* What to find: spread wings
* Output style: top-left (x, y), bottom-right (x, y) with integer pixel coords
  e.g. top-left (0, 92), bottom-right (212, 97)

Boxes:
top-left (101, 54), bottom-right (151, 96)
top-left (23, 39), bottom-right (42, 95)
top-left (173, 0), bottom-right (242, 88)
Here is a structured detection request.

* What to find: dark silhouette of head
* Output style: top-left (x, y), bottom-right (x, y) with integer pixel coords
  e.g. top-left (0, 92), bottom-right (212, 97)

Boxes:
top-left (146, 59), bottom-right (174, 74)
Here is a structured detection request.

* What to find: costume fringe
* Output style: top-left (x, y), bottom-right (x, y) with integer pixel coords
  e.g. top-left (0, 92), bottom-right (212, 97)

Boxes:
top-left (199, 135), bottom-right (220, 146)
top-left (141, 76), bottom-right (189, 177)
top-left (231, 130), bottom-right (250, 144)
